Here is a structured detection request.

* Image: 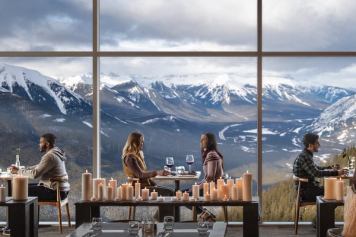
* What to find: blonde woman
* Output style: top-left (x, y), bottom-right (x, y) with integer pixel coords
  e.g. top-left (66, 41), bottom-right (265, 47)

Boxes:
top-left (122, 132), bottom-right (174, 220)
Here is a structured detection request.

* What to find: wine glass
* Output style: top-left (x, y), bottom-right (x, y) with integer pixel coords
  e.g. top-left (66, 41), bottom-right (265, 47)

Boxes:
top-left (163, 216), bottom-right (174, 233)
top-left (91, 217), bottom-right (102, 234)
top-left (186, 155), bottom-right (194, 173)
top-left (165, 157), bottom-right (174, 172)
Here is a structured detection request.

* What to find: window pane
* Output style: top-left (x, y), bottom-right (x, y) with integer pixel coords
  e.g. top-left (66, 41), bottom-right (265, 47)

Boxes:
top-left (0, 58), bottom-right (92, 221)
top-left (100, 0), bottom-right (257, 51)
top-left (0, 0), bottom-right (92, 51)
top-left (262, 58), bottom-right (356, 221)
top-left (264, 0), bottom-right (356, 51)
top-left (100, 57), bottom-right (257, 220)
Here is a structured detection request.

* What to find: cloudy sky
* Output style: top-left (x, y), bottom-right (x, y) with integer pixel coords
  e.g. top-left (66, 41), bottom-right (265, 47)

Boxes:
top-left (0, 0), bottom-right (356, 88)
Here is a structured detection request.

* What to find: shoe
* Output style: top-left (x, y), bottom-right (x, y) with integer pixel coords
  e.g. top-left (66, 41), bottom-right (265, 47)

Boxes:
top-left (198, 208), bottom-right (216, 222)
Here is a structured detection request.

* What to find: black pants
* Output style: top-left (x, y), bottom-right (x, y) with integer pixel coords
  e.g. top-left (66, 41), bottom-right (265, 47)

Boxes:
top-left (146, 186), bottom-right (174, 221)
top-left (28, 183), bottom-right (68, 202)
top-left (300, 185), bottom-right (324, 202)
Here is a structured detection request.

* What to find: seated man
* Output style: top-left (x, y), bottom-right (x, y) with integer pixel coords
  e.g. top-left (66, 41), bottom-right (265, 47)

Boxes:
top-left (10, 133), bottom-right (70, 201)
top-left (292, 133), bottom-right (345, 202)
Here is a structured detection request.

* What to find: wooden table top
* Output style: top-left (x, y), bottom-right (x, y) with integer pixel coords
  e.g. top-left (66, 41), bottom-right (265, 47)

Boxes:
top-left (153, 171), bottom-right (201, 181)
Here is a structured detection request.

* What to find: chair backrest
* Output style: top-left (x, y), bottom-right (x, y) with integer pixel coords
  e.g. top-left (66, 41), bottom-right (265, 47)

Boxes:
top-left (293, 175), bottom-right (309, 204)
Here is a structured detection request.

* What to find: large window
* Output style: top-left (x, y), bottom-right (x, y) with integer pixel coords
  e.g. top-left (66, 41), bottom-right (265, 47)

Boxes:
top-left (1, 0), bottom-right (355, 223)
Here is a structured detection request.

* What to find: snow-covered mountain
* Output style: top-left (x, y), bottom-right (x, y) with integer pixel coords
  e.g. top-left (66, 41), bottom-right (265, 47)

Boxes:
top-left (0, 64), bottom-right (91, 115)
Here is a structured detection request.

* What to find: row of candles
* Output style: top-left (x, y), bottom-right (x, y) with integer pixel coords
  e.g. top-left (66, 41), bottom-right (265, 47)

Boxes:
top-left (82, 170), bottom-right (253, 202)
top-left (0, 175), bottom-right (29, 202)
top-left (324, 177), bottom-right (344, 201)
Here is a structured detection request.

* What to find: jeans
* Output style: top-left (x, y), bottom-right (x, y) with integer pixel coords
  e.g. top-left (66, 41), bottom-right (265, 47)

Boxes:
top-left (28, 183), bottom-right (68, 201)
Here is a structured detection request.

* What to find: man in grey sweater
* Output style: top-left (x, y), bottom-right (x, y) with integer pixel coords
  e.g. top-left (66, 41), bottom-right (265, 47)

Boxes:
top-left (10, 133), bottom-right (70, 201)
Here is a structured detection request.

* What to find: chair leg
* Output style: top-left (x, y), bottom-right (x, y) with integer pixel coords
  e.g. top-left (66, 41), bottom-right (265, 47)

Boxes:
top-left (192, 207), bottom-right (197, 222)
top-left (294, 203), bottom-right (300, 235)
top-left (129, 206), bottom-right (136, 220)
top-left (222, 206), bottom-right (228, 223)
top-left (38, 205), bottom-right (40, 226)
top-left (57, 204), bottom-right (63, 233)
top-left (66, 203), bottom-right (72, 227)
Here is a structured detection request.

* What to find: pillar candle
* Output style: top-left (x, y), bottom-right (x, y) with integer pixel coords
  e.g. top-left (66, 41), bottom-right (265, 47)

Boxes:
top-left (176, 190), bottom-right (182, 200)
top-left (108, 178), bottom-right (117, 199)
top-left (217, 177), bottom-right (224, 192)
top-left (192, 183), bottom-right (200, 200)
top-left (226, 179), bottom-right (234, 198)
top-left (134, 182), bottom-right (141, 199)
top-left (116, 186), bottom-right (122, 201)
top-left (92, 178), bottom-right (106, 200)
top-left (209, 181), bottom-right (215, 194)
top-left (335, 179), bottom-right (344, 201)
top-left (203, 182), bottom-right (209, 196)
top-left (182, 191), bottom-right (189, 201)
top-left (121, 183), bottom-right (129, 201)
top-left (0, 185), bottom-right (6, 202)
top-left (81, 170), bottom-right (92, 201)
top-left (231, 186), bottom-right (238, 201)
top-left (151, 189), bottom-right (158, 200)
top-left (98, 183), bottom-right (104, 201)
top-left (222, 184), bottom-right (229, 201)
top-left (223, 194), bottom-right (228, 202)
top-left (324, 177), bottom-right (337, 200)
top-left (142, 188), bottom-right (149, 201)
top-left (211, 188), bottom-right (218, 201)
top-left (204, 192), bottom-right (211, 201)
top-left (127, 185), bottom-right (134, 201)
top-left (107, 185), bottom-right (113, 201)
top-left (242, 171), bottom-right (252, 201)
top-left (236, 178), bottom-right (243, 201)
top-left (12, 175), bottom-right (28, 201)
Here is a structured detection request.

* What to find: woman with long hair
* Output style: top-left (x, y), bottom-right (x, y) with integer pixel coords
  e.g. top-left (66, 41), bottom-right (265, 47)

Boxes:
top-left (121, 132), bottom-right (174, 220)
top-left (342, 169), bottom-right (356, 237)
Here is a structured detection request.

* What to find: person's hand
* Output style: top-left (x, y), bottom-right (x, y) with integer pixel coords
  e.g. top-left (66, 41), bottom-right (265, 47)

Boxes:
top-left (338, 169), bottom-right (348, 176)
top-left (8, 165), bottom-right (19, 174)
top-left (332, 164), bottom-right (340, 170)
top-left (157, 170), bottom-right (170, 176)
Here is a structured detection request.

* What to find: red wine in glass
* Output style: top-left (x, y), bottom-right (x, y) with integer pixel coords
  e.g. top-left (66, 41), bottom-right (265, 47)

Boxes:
top-left (186, 155), bottom-right (194, 173)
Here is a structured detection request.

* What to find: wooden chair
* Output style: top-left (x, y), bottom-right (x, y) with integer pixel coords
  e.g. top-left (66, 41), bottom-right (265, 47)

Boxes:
top-left (127, 177), bottom-right (139, 220)
top-left (38, 182), bottom-right (71, 233)
top-left (293, 175), bottom-right (314, 234)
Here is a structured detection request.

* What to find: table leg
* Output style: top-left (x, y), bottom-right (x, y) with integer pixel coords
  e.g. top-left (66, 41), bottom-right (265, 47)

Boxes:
top-left (317, 201), bottom-right (336, 237)
top-left (243, 203), bottom-right (259, 237)
top-left (29, 201), bottom-right (38, 237)
top-left (7, 180), bottom-right (12, 196)
top-left (8, 204), bottom-right (30, 237)
top-left (174, 180), bottom-right (180, 222)
top-left (75, 204), bottom-right (100, 228)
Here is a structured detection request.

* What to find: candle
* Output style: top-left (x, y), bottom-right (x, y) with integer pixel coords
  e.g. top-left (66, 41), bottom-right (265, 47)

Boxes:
top-left (92, 178), bottom-right (106, 200)
top-left (231, 186), bottom-right (238, 201)
top-left (236, 178), bottom-right (243, 201)
top-left (211, 188), bottom-right (218, 201)
top-left (0, 185), bottom-right (6, 202)
top-left (176, 190), bottom-right (182, 200)
top-left (116, 186), bottom-right (122, 201)
top-left (151, 189), bottom-right (158, 200)
top-left (324, 177), bottom-right (337, 200)
top-left (121, 183), bottom-right (129, 201)
top-left (98, 183), bottom-right (104, 201)
top-left (192, 183), bottom-right (200, 200)
top-left (223, 194), bottom-right (228, 202)
top-left (209, 181), bottom-right (215, 194)
top-left (203, 182), bottom-right (209, 196)
top-left (107, 185), bottom-right (113, 201)
top-left (182, 191), bottom-right (189, 201)
top-left (134, 182), bottom-right (141, 199)
top-left (158, 195), bottom-right (164, 202)
top-left (142, 188), bottom-right (149, 201)
top-left (81, 170), bottom-right (92, 201)
top-left (242, 171), bottom-right (252, 201)
top-left (226, 179), bottom-right (234, 198)
top-left (127, 185), bottom-right (134, 201)
top-left (217, 177), bottom-right (225, 200)
top-left (12, 175), bottom-right (28, 201)
top-left (335, 179), bottom-right (344, 201)
top-left (222, 184), bottom-right (229, 201)
top-left (204, 192), bottom-right (211, 201)
top-left (108, 178), bottom-right (117, 199)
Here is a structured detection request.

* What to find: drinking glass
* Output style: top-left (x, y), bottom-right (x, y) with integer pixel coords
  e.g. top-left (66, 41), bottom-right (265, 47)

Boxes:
top-left (165, 157), bottom-right (174, 172)
top-left (163, 216), bottom-right (174, 233)
top-left (186, 155), bottom-right (194, 173)
top-left (91, 217), bottom-right (102, 234)
top-left (197, 220), bottom-right (209, 235)
top-left (128, 220), bottom-right (140, 235)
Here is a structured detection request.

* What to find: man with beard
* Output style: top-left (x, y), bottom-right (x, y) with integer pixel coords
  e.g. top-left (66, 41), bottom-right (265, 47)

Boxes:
top-left (10, 133), bottom-right (70, 201)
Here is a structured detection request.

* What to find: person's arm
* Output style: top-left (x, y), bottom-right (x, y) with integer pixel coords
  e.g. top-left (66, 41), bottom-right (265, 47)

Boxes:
top-left (301, 156), bottom-right (338, 178)
top-left (125, 156), bottom-right (157, 179)
top-left (23, 154), bottom-right (55, 179)
top-left (315, 165), bottom-right (332, 170)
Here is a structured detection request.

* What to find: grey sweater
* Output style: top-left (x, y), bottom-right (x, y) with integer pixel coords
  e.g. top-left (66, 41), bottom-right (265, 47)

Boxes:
top-left (24, 147), bottom-right (70, 192)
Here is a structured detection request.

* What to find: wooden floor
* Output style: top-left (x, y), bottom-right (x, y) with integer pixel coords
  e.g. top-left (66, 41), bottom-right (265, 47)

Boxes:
top-left (38, 224), bottom-right (317, 237)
